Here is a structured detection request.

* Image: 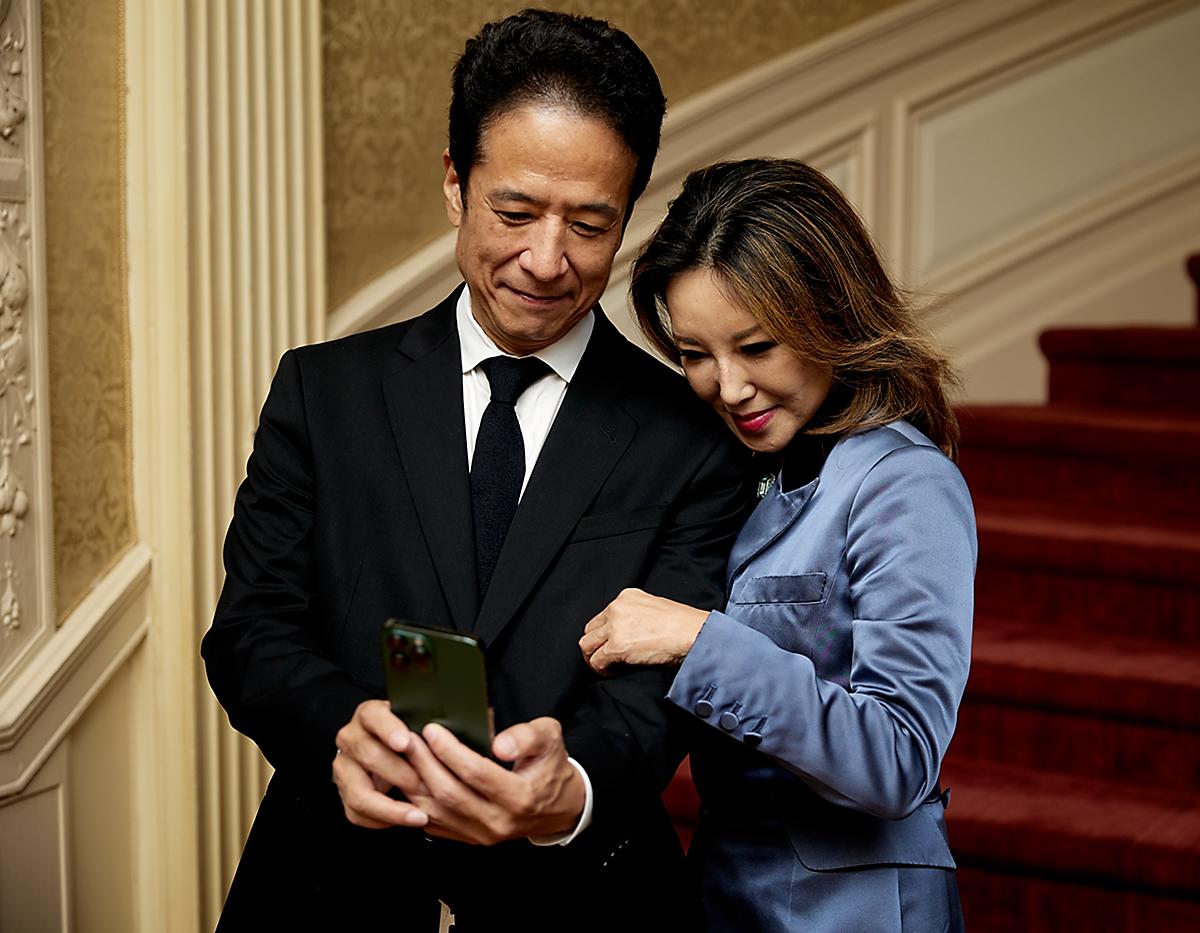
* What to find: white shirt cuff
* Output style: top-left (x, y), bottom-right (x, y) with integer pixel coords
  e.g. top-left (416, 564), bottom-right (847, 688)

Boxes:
top-left (528, 757), bottom-right (593, 847)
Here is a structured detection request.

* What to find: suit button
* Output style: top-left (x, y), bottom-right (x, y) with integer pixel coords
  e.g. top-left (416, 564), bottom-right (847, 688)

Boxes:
top-left (719, 710), bottom-right (739, 731)
top-left (744, 731), bottom-right (763, 748)
top-left (694, 699), bottom-right (714, 717)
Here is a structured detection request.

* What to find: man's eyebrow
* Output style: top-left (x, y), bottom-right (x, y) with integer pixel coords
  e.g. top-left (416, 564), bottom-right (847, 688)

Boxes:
top-left (488, 188), bottom-right (542, 206)
top-left (488, 188), bottom-right (621, 221)
top-left (575, 202), bottom-right (621, 222)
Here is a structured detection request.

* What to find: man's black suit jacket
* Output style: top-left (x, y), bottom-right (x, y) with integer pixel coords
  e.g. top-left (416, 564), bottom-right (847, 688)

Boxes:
top-left (202, 291), bottom-right (749, 930)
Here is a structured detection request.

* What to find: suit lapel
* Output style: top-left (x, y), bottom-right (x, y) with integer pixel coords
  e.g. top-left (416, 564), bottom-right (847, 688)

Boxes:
top-left (382, 294), bottom-right (479, 631)
top-left (473, 313), bottom-right (635, 648)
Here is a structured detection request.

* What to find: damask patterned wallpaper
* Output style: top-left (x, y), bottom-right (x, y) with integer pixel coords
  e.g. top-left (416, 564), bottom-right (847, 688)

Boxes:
top-left (43, 0), bottom-right (133, 620)
top-left (323, 0), bottom-right (905, 309)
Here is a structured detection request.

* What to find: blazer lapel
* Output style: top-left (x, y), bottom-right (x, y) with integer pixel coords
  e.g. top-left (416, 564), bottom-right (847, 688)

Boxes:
top-left (473, 313), bottom-right (635, 648)
top-left (382, 293), bottom-right (479, 631)
top-left (726, 476), bottom-right (819, 589)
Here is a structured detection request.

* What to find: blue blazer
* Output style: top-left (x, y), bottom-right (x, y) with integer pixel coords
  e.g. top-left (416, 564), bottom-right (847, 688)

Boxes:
top-left (668, 420), bottom-right (975, 932)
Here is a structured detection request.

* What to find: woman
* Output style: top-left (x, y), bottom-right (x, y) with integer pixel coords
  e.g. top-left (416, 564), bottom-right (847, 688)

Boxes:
top-left (580, 159), bottom-right (974, 932)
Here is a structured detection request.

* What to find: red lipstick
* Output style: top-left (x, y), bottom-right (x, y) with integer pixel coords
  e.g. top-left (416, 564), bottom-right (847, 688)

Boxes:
top-left (730, 408), bottom-right (775, 433)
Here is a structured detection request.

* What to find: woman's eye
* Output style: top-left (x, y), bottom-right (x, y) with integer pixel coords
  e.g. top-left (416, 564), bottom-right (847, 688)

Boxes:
top-left (741, 342), bottom-right (776, 356)
top-left (677, 349), bottom-right (708, 363)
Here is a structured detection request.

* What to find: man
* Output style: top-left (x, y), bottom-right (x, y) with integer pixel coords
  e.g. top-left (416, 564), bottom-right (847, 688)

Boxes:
top-left (202, 10), bottom-right (747, 931)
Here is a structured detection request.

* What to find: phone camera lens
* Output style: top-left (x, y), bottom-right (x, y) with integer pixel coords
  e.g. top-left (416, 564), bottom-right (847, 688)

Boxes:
top-left (388, 635), bottom-right (418, 672)
top-left (411, 637), bottom-right (433, 674)
top-left (386, 631), bottom-right (434, 674)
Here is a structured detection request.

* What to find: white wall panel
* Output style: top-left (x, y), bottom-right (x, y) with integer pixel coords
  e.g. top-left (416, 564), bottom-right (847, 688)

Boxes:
top-left (0, 746), bottom-right (66, 933)
top-left (913, 4), bottom-right (1200, 277)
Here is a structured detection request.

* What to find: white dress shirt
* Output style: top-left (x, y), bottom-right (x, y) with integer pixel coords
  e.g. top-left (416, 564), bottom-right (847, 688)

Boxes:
top-left (455, 289), bottom-right (595, 846)
top-left (458, 289), bottom-right (592, 491)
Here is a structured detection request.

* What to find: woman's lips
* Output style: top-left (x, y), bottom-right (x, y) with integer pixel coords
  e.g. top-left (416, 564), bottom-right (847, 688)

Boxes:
top-left (730, 408), bottom-right (775, 433)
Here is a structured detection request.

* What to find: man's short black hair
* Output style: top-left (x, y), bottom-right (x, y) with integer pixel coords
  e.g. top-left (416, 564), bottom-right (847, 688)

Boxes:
top-left (449, 9), bottom-right (666, 217)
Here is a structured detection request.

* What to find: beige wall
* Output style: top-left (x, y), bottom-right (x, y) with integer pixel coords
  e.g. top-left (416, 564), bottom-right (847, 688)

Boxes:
top-left (322, 0), bottom-right (905, 310)
top-left (44, 0), bottom-right (133, 621)
top-left (67, 662), bottom-right (136, 932)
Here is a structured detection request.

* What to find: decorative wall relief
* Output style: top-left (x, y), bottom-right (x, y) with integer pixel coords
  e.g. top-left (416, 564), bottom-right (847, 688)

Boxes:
top-left (0, 22), bottom-right (27, 148)
top-left (0, 0), bottom-right (50, 686)
top-left (0, 206), bottom-right (32, 543)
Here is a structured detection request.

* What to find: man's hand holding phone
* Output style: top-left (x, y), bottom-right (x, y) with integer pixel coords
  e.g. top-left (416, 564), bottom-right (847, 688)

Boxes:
top-left (332, 701), bottom-right (585, 844)
top-left (332, 699), bottom-right (431, 829)
top-left (404, 716), bottom-right (585, 845)
top-left (332, 619), bottom-right (585, 842)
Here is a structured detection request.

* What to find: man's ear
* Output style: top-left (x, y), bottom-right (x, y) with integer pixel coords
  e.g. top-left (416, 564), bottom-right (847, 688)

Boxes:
top-left (443, 150), bottom-right (464, 228)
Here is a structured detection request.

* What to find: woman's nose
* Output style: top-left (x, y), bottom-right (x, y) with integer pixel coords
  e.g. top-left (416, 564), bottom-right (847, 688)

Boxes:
top-left (518, 223), bottom-right (569, 280)
top-left (716, 362), bottom-right (754, 407)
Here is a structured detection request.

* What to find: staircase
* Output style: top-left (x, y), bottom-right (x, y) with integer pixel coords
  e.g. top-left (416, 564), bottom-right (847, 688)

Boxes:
top-left (663, 255), bottom-right (1200, 930)
top-left (944, 254), bottom-right (1200, 931)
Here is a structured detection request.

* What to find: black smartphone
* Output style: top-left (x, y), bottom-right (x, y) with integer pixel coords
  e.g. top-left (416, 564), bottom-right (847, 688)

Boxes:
top-left (381, 619), bottom-right (494, 758)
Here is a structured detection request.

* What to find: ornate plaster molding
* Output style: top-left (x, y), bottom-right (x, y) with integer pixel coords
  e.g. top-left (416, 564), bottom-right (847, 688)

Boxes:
top-left (0, 0), bottom-right (55, 697)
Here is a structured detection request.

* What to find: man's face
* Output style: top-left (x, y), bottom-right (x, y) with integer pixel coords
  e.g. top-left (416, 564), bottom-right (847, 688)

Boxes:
top-left (443, 105), bottom-right (637, 356)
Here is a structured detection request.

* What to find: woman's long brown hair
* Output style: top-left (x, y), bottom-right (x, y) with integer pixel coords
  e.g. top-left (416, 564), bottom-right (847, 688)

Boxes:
top-left (631, 158), bottom-right (961, 460)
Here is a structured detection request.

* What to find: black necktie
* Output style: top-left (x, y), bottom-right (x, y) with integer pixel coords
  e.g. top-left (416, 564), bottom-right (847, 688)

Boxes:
top-left (471, 355), bottom-right (551, 600)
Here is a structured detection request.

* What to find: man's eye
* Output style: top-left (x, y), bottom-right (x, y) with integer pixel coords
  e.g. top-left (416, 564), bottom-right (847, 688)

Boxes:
top-left (741, 342), bottom-right (776, 356)
top-left (495, 210), bottom-right (532, 224)
top-left (570, 221), bottom-right (606, 237)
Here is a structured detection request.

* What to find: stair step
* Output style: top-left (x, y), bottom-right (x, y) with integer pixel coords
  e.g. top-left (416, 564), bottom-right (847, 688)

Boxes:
top-left (957, 866), bottom-right (1200, 933)
top-left (950, 699), bottom-right (1200, 792)
top-left (975, 510), bottom-right (1200, 640)
top-left (942, 759), bottom-right (1200, 897)
top-left (958, 405), bottom-right (1200, 519)
top-left (967, 618), bottom-right (1200, 729)
top-left (1041, 326), bottom-right (1200, 412)
top-left (953, 617), bottom-right (1200, 789)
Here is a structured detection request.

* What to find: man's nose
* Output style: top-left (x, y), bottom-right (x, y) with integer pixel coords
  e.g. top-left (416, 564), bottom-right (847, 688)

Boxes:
top-left (518, 223), bottom-right (569, 280)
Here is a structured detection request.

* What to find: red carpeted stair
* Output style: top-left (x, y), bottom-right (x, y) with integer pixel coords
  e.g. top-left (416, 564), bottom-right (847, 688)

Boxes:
top-left (663, 255), bottom-right (1200, 930)
top-left (943, 255), bottom-right (1200, 930)
top-left (940, 256), bottom-right (1200, 930)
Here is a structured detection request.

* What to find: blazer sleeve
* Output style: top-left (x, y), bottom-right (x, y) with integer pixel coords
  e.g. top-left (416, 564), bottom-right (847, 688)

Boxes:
top-left (562, 429), bottom-right (750, 812)
top-left (667, 444), bottom-right (976, 820)
top-left (201, 350), bottom-right (373, 781)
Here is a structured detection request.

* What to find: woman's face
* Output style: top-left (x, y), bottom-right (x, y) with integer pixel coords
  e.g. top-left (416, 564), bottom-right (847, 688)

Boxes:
top-left (666, 268), bottom-right (833, 454)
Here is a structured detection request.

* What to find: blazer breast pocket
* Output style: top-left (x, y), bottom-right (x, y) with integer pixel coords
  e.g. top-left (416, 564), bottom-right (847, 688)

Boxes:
top-left (728, 573), bottom-right (828, 654)
top-left (731, 572), bottom-right (827, 605)
top-left (568, 506), bottom-right (666, 543)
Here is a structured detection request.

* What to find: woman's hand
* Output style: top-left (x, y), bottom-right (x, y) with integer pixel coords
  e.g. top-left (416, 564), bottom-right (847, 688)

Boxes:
top-left (580, 588), bottom-right (709, 672)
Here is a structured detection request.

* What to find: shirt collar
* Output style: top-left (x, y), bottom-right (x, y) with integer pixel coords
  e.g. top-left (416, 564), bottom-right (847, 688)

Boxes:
top-left (456, 287), bottom-right (594, 383)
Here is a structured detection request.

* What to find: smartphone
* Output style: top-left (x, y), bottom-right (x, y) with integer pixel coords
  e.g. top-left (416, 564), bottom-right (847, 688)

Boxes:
top-left (380, 619), bottom-right (494, 758)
